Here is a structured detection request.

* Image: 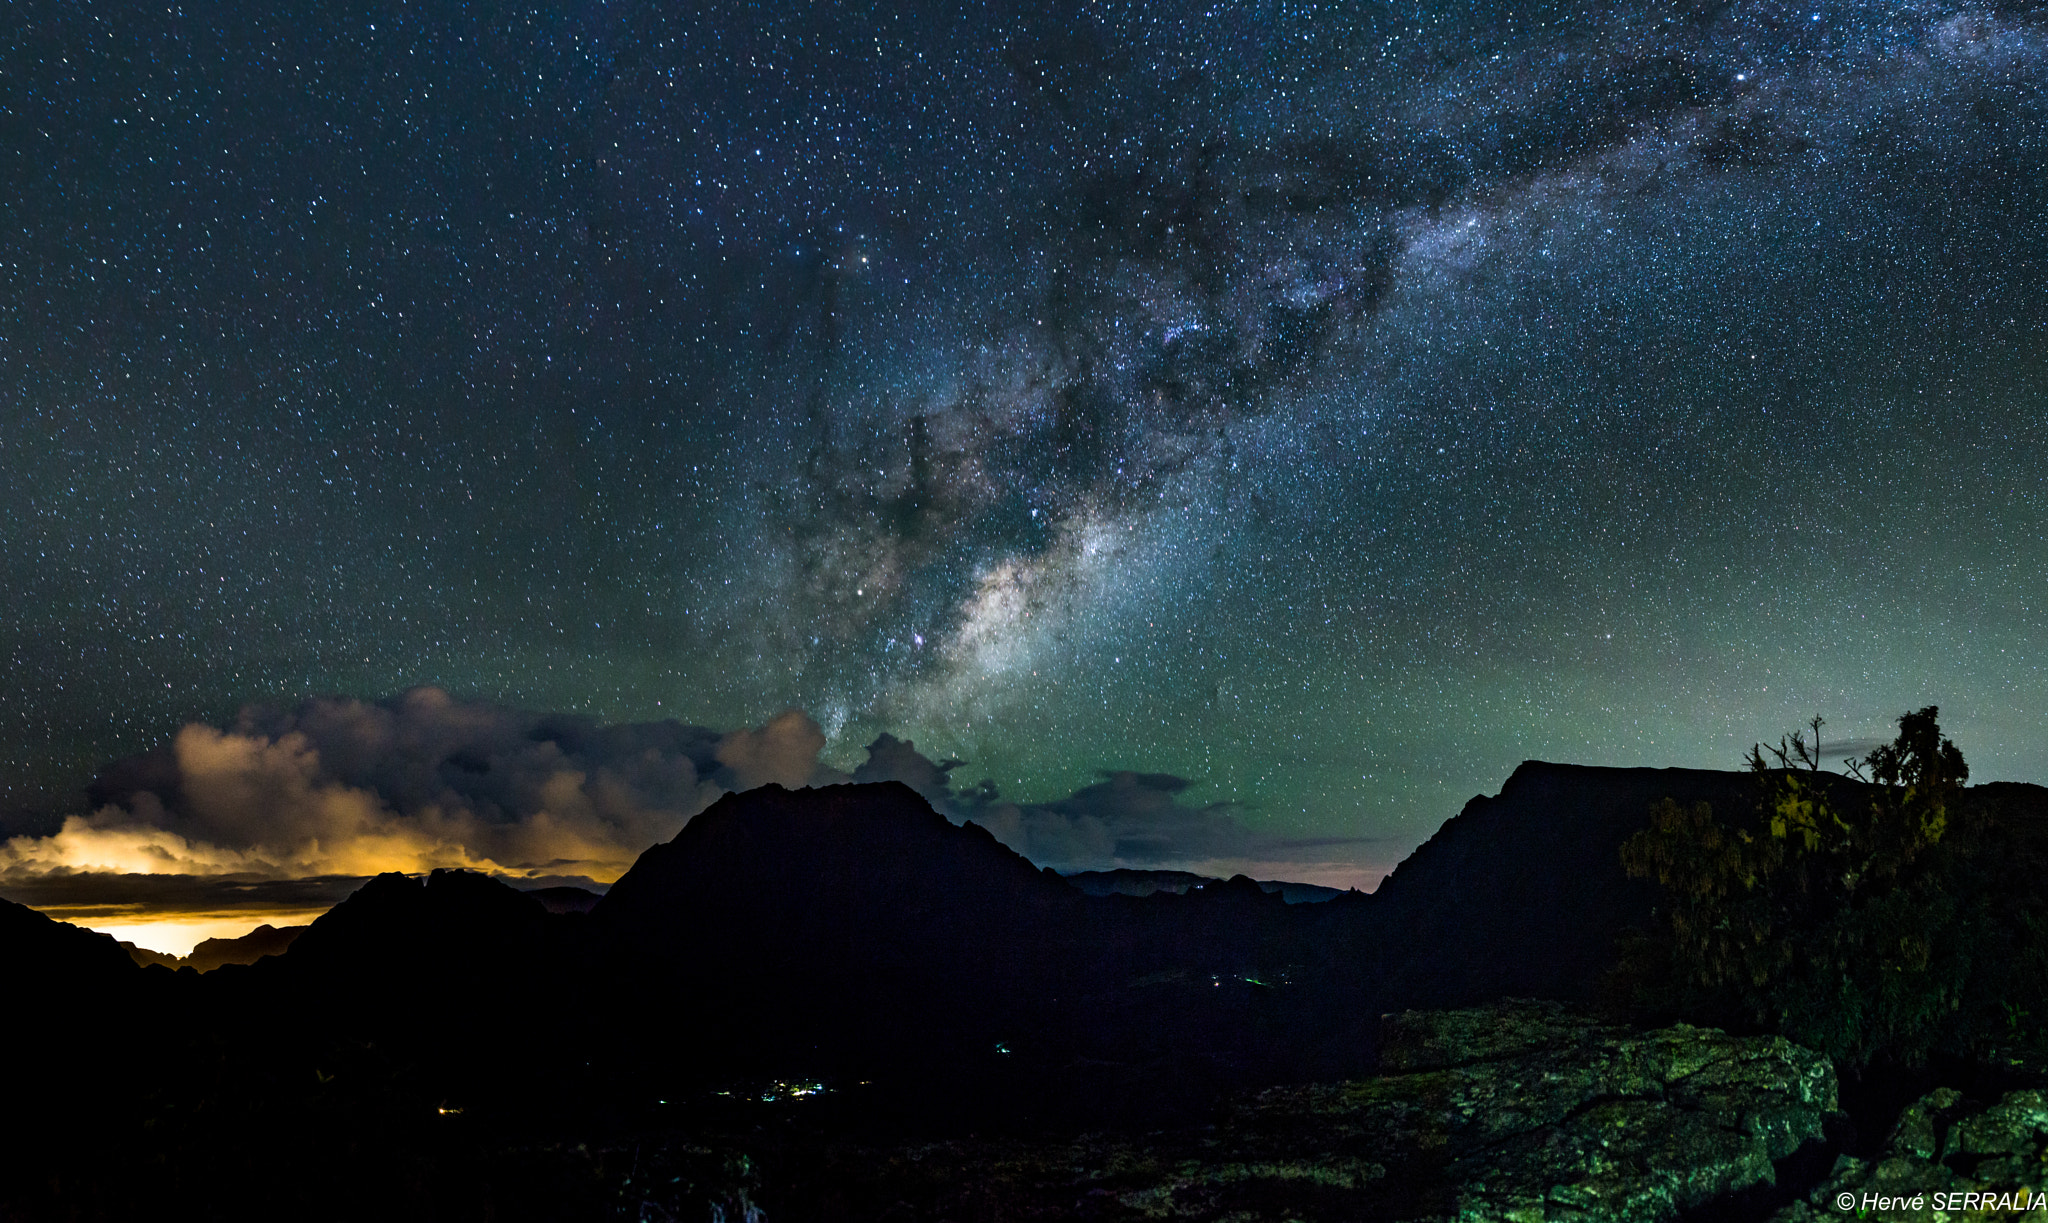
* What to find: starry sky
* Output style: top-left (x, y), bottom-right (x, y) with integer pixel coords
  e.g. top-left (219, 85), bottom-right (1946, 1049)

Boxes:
top-left (6, 0), bottom-right (2048, 910)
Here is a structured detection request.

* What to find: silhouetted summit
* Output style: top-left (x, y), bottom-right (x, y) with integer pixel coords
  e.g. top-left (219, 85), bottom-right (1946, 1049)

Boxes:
top-left (256, 870), bottom-right (575, 1045)
top-left (284, 867), bottom-right (554, 978)
top-left (596, 782), bottom-right (1088, 1081)
top-left (600, 780), bottom-right (1070, 929)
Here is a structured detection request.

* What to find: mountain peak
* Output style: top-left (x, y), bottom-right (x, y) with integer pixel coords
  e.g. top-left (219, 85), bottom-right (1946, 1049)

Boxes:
top-left (597, 780), bottom-right (1063, 929)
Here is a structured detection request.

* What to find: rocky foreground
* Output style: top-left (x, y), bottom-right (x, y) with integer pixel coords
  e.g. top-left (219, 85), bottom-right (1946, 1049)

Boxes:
top-left (553, 1001), bottom-right (2048, 1222)
top-left (541, 1001), bottom-right (1830, 1221)
top-left (1772, 1087), bottom-right (2048, 1222)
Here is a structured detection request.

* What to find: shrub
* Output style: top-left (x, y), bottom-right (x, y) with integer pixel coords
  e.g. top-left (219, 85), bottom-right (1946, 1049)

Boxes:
top-left (1619, 708), bottom-right (1984, 1065)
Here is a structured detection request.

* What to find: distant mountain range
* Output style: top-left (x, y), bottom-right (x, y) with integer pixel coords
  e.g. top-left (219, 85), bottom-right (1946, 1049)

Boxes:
top-left (121, 921), bottom-right (308, 971)
top-left (115, 887), bottom-right (608, 971)
top-left (1060, 868), bottom-right (1349, 904)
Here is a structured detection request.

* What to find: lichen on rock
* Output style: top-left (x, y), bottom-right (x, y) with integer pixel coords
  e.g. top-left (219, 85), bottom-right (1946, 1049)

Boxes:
top-left (1260, 1000), bottom-right (1839, 1222)
top-left (1772, 1087), bottom-right (2048, 1221)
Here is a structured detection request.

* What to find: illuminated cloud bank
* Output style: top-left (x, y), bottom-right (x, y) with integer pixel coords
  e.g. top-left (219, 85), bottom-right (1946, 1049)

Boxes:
top-left (1, 689), bottom-right (1374, 907)
top-left (5, 688), bottom-right (759, 886)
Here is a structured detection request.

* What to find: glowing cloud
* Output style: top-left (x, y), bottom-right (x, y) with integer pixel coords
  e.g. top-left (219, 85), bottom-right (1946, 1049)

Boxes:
top-left (0, 812), bottom-right (266, 877)
top-left (0, 690), bottom-right (831, 887)
top-left (715, 709), bottom-right (847, 791)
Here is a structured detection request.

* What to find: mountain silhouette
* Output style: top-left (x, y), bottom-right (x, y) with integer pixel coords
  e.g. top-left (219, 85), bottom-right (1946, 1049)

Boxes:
top-left (119, 922), bottom-right (309, 971)
top-left (593, 781), bottom-right (1097, 1101)
top-left (1, 892), bottom-right (140, 1017)
top-left (183, 922), bottom-right (305, 971)
top-left (229, 869), bottom-right (584, 1088)
top-left (0, 896), bottom-right (151, 1210)
top-left (0, 767), bottom-right (1775, 1116)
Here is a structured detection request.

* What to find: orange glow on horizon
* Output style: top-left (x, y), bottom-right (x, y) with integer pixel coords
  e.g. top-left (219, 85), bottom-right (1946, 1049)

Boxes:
top-left (0, 717), bottom-right (678, 889)
top-left (1, 811), bottom-right (644, 884)
top-left (45, 908), bottom-right (337, 958)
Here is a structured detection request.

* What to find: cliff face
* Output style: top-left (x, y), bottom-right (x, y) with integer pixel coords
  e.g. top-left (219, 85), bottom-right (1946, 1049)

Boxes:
top-left (1366, 761), bottom-right (1757, 1010)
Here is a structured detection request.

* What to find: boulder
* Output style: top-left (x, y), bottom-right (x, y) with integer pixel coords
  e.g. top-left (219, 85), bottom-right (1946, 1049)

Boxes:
top-left (1772, 1087), bottom-right (2048, 1220)
top-left (1210, 1000), bottom-right (1838, 1222)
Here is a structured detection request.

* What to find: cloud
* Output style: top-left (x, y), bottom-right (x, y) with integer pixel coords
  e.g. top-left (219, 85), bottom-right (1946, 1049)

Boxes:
top-left (0, 689), bottom-right (843, 888)
top-left (850, 735), bottom-right (1378, 876)
top-left (0, 872), bottom-right (378, 914)
top-left (714, 708), bottom-right (849, 791)
top-left (850, 732), bottom-right (962, 808)
top-left (971, 771), bottom-right (1253, 870)
top-left (0, 808), bottom-right (267, 878)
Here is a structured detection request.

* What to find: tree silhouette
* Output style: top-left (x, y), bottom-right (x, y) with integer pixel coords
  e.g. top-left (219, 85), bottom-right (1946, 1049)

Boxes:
top-left (1621, 706), bottom-right (1981, 1064)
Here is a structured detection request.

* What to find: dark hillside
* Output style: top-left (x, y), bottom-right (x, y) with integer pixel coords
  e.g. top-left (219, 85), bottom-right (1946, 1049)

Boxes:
top-left (592, 782), bottom-right (1358, 1115)
top-left (1367, 762), bottom-right (1751, 1009)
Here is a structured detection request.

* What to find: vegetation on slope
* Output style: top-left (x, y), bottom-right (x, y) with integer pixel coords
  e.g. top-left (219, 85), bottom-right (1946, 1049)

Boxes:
top-left (1620, 708), bottom-right (2048, 1069)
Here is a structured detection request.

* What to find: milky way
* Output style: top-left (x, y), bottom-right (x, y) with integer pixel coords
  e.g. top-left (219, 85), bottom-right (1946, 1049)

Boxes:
top-left (7, 0), bottom-right (2048, 886)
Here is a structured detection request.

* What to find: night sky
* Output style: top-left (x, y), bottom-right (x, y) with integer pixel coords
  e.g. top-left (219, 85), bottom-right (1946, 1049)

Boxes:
top-left (6, 0), bottom-right (2048, 930)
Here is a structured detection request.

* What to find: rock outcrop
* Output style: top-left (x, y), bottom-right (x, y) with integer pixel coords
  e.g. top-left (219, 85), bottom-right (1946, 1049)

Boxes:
top-left (1204, 1001), bottom-right (1836, 1222)
top-left (1772, 1087), bottom-right (2048, 1220)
